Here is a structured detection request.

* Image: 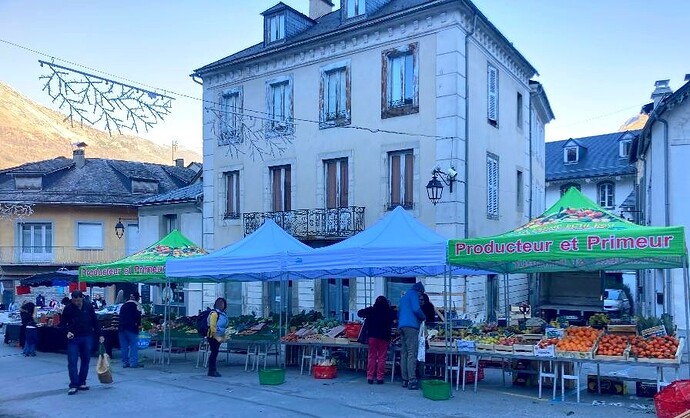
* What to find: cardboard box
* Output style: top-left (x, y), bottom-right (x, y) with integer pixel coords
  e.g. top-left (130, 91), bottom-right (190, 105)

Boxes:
top-left (587, 375), bottom-right (627, 395)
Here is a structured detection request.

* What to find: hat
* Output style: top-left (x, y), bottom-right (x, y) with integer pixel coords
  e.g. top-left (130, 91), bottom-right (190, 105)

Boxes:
top-left (70, 290), bottom-right (84, 298)
top-left (412, 282), bottom-right (425, 293)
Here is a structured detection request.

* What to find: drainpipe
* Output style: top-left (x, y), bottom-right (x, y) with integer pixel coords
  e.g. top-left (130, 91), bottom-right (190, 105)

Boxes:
top-left (464, 11), bottom-right (478, 240)
top-left (528, 95), bottom-right (533, 220)
top-left (659, 117), bottom-right (671, 315)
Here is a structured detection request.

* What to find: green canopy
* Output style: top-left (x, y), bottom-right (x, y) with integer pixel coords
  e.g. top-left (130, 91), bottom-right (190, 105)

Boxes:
top-left (79, 230), bottom-right (207, 283)
top-left (448, 188), bottom-right (687, 273)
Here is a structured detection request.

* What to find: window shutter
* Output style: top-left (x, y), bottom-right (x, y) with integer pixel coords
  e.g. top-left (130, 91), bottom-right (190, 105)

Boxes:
top-left (326, 161), bottom-right (337, 209)
top-left (78, 223), bottom-right (103, 248)
top-left (339, 159), bottom-right (348, 208)
top-left (487, 156), bottom-right (499, 217)
top-left (390, 154), bottom-right (401, 204)
top-left (487, 65), bottom-right (498, 122)
top-left (404, 152), bottom-right (414, 205)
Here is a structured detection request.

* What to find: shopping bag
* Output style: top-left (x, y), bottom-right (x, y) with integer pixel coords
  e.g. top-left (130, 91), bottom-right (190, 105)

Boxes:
top-left (417, 321), bottom-right (426, 362)
top-left (96, 343), bottom-right (113, 384)
top-left (357, 320), bottom-right (369, 345)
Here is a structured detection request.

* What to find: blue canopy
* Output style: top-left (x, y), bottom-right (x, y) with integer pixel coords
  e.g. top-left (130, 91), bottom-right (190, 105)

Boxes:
top-left (165, 219), bottom-right (313, 282)
top-left (285, 206), bottom-right (491, 279)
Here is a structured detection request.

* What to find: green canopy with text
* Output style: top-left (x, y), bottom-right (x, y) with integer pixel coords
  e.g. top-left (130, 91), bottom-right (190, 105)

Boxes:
top-left (448, 187), bottom-right (687, 273)
top-left (79, 230), bottom-right (207, 283)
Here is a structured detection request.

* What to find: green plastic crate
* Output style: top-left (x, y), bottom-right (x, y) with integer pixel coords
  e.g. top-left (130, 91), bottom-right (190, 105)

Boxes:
top-left (259, 368), bottom-right (286, 385)
top-left (421, 379), bottom-right (451, 401)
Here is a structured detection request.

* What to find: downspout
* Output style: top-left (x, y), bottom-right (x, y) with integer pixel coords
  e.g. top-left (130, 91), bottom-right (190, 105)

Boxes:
top-left (659, 117), bottom-right (671, 315)
top-left (528, 94), bottom-right (533, 220)
top-left (464, 11), bottom-right (478, 240)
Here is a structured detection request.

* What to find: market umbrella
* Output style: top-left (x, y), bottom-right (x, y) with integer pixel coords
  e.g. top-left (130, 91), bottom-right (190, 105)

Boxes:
top-left (20, 270), bottom-right (79, 287)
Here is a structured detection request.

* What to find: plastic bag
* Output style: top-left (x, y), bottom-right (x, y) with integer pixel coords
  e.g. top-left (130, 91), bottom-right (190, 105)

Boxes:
top-left (96, 343), bottom-right (113, 384)
top-left (417, 322), bottom-right (426, 362)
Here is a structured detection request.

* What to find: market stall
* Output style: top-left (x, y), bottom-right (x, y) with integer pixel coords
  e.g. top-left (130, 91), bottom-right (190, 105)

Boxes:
top-left (446, 187), bottom-right (689, 398)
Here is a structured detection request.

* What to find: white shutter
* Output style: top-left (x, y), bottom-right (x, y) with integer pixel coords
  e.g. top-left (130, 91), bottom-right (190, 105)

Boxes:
top-left (77, 222), bottom-right (103, 248)
top-left (487, 155), bottom-right (499, 217)
top-left (487, 65), bottom-right (498, 123)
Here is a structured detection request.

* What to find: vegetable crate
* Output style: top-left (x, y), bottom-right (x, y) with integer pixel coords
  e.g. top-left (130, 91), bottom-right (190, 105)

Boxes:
top-left (313, 365), bottom-right (337, 379)
top-left (421, 380), bottom-right (451, 401)
top-left (259, 368), bottom-right (286, 385)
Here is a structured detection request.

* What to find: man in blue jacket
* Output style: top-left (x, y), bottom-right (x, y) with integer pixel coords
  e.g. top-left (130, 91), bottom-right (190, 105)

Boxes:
top-left (398, 282), bottom-right (426, 390)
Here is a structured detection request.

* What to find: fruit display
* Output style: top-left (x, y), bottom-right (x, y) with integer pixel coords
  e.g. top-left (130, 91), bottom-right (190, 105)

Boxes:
top-left (537, 338), bottom-right (559, 349)
top-left (629, 335), bottom-right (680, 360)
top-left (595, 334), bottom-right (628, 357)
top-left (556, 326), bottom-right (600, 353)
top-left (496, 336), bottom-right (523, 346)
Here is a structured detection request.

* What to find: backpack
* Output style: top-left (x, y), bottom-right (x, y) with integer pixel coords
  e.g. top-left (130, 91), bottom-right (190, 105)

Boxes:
top-left (196, 308), bottom-right (213, 337)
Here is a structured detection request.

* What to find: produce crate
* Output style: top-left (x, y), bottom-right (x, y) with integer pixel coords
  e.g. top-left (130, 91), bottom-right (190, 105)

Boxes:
top-left (606, 324), bottom-right (637, 336)
top-left (428, 340), bottom-right (448, 348)
top-left (593, 345), bottom-right (629, 361)
top-left (512, 344), bottom-right (534, 355)
top-left (344, 323), bottom-right (362, 340)
top-left (421, 379), bottom-right (451, 401)
top-left (630, 338), bottom-right (684, 364)
top-left (259, 368), bottom-right (286, 385)
top-left (556, 348), bottom-right (595, 360)
top-left (475, 343), bottom-right (494, 353)
top-left (313, 365), bottom-right (337, 379)
top-left (494, 345), bottom-right (514, 354)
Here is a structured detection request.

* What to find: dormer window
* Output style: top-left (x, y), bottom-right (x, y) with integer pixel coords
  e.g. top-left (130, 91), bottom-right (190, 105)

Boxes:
top-left (346, 0), bottom-right (366, 18)
top-left (619, 140), bottom-right (632, 158)
top-left (564, 146), bottom-right (579, 163)
top-left (267, 14), bottom-right (285, 43)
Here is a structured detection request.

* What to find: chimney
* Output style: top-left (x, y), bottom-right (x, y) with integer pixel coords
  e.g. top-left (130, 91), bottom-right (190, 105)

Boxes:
top-left (651, 79), bottom-right (672, 107)
top-left (685, 74), bottom-right (690, 82)
top-left (72, 142), bottom-right (87, 168)
top-left (309, 0), bottom-right (333, 20)
top-left (175, 158), bottom-right (185, 168)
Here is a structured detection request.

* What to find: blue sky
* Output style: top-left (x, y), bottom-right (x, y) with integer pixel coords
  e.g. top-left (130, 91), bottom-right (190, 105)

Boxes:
top-left (0, 0), bottom-right (688, 152)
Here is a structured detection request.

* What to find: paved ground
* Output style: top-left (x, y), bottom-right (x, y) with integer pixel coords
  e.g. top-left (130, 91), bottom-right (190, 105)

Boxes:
top-left (0, 339), bottom-right (684, 418)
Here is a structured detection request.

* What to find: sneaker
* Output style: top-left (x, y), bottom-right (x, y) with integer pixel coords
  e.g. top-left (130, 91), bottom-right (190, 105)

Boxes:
top-left (78, 385), bottom-right (89, 391)
top-left (376, 380), bottom-right (384, 385)
top-left (367, 379), bottom-right (374, 385)
top-left (408, 380), bottom-right (419, 390)
top-left (68, 388), bottom-right (78, 395)
top-left (207, 371), bottom-right (221, 377)
top-left (402, 380), bottom-right (409, 388)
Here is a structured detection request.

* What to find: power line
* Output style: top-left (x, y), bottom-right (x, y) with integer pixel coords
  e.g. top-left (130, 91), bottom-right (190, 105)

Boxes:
top-left (2, 38), bottom-right (458, 141)
top-left (559, 104), bottom-right (642, 128)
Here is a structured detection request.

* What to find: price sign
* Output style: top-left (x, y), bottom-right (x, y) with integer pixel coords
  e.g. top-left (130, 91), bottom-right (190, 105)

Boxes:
top-left (641, 325), bottom-right (667, 338)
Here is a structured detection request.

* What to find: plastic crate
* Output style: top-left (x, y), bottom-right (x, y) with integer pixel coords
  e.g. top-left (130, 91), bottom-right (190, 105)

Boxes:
top-left (259, 368), bottom-right (286, 385)
top-left (421, 379), bottom-right (451, 401)
top-left (313, 365), bottom-right (337, 379)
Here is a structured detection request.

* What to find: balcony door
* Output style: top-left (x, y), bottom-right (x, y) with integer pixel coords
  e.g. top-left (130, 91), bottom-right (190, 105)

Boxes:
top-left (324, 158), bottom-right (349, 235)
top-left (19, 222), bottom-right (52, 262)
top-left (270, 165), bottom-right (291, 212)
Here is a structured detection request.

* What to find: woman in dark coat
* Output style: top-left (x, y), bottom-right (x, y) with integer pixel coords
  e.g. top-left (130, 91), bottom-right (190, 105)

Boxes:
top-left (358, 296), bottom-right (396, 385)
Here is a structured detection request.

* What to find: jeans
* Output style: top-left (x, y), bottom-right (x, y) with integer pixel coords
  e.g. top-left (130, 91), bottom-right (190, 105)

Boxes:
top-left (23, 326), bottom-right (37, 355)
top-left (207, 337), bottom-right (220, 373)
top-left (67, 335), bottom-right (93, 388)
top-left (400, 327), bottom-right (419, 382)
top-left (119, 330), bottom-right (139, 367)
top-left (366, 337), bottom-right (389, 381)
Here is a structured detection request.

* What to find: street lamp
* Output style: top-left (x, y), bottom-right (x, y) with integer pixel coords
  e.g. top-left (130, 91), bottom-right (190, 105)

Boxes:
top-left (425, 167), bottom-right (457, 205)
top-left (115, 218), bottom-right (125, 239)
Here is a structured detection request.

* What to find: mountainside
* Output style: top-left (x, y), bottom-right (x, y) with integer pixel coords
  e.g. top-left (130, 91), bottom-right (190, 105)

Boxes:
top-left (0, 81), bottom-right (201, 170)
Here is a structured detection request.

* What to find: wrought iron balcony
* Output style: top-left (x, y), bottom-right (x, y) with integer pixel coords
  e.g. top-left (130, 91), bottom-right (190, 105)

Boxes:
top-left (243, 206), bottom-right (365, 239)
top-left (0, 246), bottom-right (125, 265)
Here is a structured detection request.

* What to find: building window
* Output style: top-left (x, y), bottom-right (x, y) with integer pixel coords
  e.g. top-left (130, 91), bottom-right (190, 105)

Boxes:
top-left (163, 214), bottom-right (178, 235)
top-left (516, 92), bottom-right (523, 129)
top-left (487, 153), bottom-right (499, 219)
top-left (270, 165), bottom-right (291, 211)
top-left (381, 43), bottom-right (418, 118)
top-left (564, 146), bottom-right (579, 163)
top-left (77, 222), bottom-right (103, 249)
top-left (386, 277), bottom-right (415, 307)
top-left (487, 64), bottom-right (499, 127)
top-left (266, 77), bottom-right (293, 133)
top-left (598, 182), bottom-right (615, 208)
top-left (266, 14), bottom-right (285, 43)
top-left (560, 183), bottom-right (581, 196)
top-left (516, 170), bottom-right (524, 212)
top-left (324, 158), bottom-right (348, 209)
top-left (19, 222), bottom-right (52, 262)
top-left (218, 89), bottom-right (242, 145)
top-left (346, 0), bottom-right (365, 18)
top-left (321, 278), bottom-right (350, 321)
top-left (388, 150), bottom-right (414, 209)
top-left (224, 171), bottom-right (240, 219)
top-left (619, 140), bottom-right (632, 158)
top-left (320, 63), bottom-right (350, 128)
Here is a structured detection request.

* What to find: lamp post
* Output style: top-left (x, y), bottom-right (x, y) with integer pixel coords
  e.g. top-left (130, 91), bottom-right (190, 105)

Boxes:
top-left (425, 167), bottom-right (457, 205)
top-left (115, 218), bottom-right (125, 239)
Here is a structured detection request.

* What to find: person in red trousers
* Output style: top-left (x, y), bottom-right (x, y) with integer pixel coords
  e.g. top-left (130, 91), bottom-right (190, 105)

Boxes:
top-left (358, 296), bottom-right (396, 384)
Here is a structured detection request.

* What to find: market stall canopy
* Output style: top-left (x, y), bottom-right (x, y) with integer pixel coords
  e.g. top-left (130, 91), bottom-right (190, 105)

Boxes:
top-left (448, 187), bottom-right (688, 273)
top-left (165, 219), bottom-right (314, 282)
top-left (20, 270), bottom-right (78, 287)
top-left (286, 206), bottom-right (491, 279)
top-left (79, 230), bottom-right (207, 284)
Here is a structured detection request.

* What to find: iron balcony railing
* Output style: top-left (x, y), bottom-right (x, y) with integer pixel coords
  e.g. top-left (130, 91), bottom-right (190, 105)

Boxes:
top-left (0, 246), bottom-right (125, 265)
top-left (243, 206), bottom-right (365, 239)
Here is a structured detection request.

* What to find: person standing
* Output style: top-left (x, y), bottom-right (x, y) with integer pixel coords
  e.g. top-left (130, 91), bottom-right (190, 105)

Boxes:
top-left (357, 296), bottom-right (396, 385)
top-left (61, 290), bottom-right (104, 395)
top-left (20, 301), bottom-right (37, 357)
top-left (35, 293), bottom-right (45, 308)
top-left (397, 282), bottom-right (426, 390)
top-left (206, 298), bottom-right (228, 377)
top-left (118, 292), bottom-right (142, 368)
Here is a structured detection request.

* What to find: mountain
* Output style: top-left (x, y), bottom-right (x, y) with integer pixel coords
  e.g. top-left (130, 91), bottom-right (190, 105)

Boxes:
top-left (0, 81), bottom-right (201, 170)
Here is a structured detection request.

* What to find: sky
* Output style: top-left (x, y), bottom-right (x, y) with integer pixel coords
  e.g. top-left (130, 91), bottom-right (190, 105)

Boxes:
top-left (1, 0), bottom-right (689, 153)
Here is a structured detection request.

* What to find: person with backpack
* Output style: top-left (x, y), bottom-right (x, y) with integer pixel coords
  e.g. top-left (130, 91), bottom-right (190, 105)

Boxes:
top-left (206, 298), bottom-right (228, 377)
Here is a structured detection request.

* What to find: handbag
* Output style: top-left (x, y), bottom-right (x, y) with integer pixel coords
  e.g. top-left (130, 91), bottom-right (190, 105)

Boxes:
top-left (357, 320), bottom-right (369, 345)
top-left (96, 343), bottom-right (113, 384)
top-left (417, 321), bottom-right (426, 362)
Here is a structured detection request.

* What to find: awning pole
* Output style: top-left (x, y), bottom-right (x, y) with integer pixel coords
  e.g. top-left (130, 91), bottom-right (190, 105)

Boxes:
top-left (683, 260), bottom-right (690, 376)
